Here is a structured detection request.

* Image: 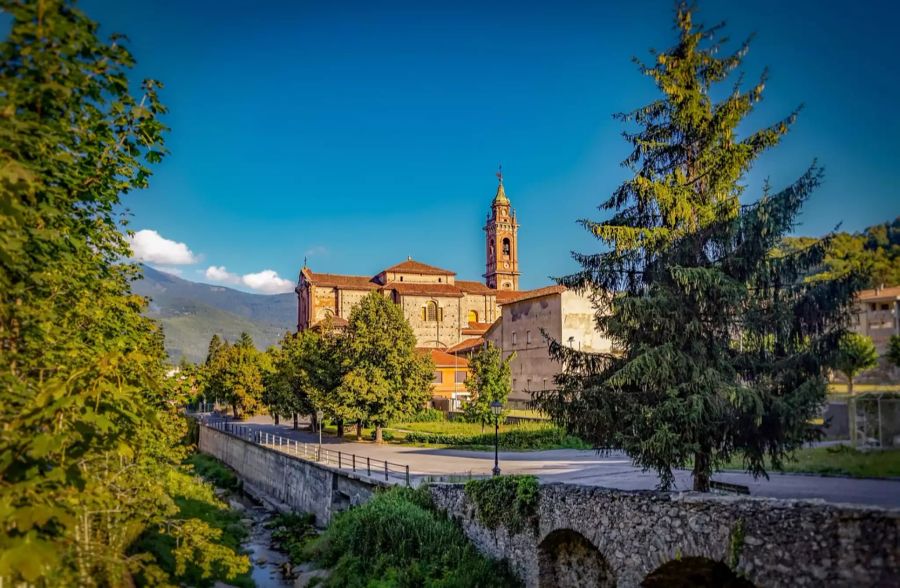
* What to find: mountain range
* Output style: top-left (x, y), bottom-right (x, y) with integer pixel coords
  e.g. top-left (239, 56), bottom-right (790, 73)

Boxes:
top-left (133, 265), bottom-right (295, 363)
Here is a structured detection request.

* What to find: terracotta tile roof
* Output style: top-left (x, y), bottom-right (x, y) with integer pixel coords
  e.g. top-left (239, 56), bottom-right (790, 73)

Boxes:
top-left (310, 316), bottom-right (348, 329)
top-left (494, 289), bottom-right (523, 303)
top-left (382, 282), bottom-right (465, 298)
top-left (858, 286), bottom-right (900, 301)
top-left (304, 269), bottom-right (379, 290)
top-left (446, 338), bottom-right (485, 354)
top-left (497, 285), bottom-right (567, 305)
top-left (462, 321), bottom-right (493, 335)
top-left (384, 259), bottom-right (456, 276)
top-left (456, 280), bottom-right (495, 295)
top-left (419, 348), bottom-right (470, 368)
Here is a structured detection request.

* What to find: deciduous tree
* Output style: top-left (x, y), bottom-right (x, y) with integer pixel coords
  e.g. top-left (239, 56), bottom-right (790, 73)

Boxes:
top-left (535, 4), bottom-right (863, 491)
top-left (0, 0), bottom-right (247, 583)
top-left (835, 333), bottom-right (879, 395)
top-left (341, 292), bottom-right (433, 442)
top-left (464, 343), bottom-right (515, 430)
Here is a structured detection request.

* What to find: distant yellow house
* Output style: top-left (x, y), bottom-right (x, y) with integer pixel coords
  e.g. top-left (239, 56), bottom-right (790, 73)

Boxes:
top-left (420, 349), bottom-right (471, 406)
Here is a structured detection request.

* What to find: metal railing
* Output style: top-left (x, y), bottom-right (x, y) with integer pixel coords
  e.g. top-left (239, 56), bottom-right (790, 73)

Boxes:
top-left (204, 420), bottom-right (411, 486)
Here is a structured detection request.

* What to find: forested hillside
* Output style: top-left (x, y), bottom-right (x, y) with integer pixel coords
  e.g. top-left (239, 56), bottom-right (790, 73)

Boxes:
top-left (133, 265), bottom-right (295, 362)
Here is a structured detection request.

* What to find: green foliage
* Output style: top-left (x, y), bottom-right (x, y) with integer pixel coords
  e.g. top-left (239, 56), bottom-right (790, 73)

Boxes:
top-left (464, 476), bottom-right (539, 533)
top-left (133, 467), bottom-right (252, 588)
top-left (186, 454), bottom-right (243, 492)
top-left (404, 428), bottom-right (588, 450)
top-left (721, 444), bottom-right (900, 478)
top-left (887, 335), bottom-right (900, 369)
top-left (406, 408), bottom-right (447, 423)
top-left (341, 292), bottom-right (434, 441)
top-left (264, 333), bottom-right (317, 422)
top-left (463, 343), bottom-right (515, 426)
top-left (267, 512), bottom-right (317, 566)
top-left (0, 2), bottom-right (256, 583)
top-left (203, 333), bottom-right (271, 418)
top-left (535, 4), bottom-right (865, 492)
top-left (835, 333), bottom-right (879, 394)
top-left (304, 487), bottom-right (519, 588)
top-left (782, 217), bottom-right (900, 288)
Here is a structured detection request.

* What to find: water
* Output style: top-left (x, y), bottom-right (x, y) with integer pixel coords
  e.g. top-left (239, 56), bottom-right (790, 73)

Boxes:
top-left (227, 494), bottom-right (294, 588)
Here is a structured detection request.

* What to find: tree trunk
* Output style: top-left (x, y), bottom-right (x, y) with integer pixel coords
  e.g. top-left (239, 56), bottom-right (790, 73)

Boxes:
top-left (293, 413), bottom-right (299, 430)
top-left (375, 425), bottom-right (383, 444)
top-left (848, 375), bottom-right (858, 445)
top-left (356, 420), bottom-right (363, 441)
top-left (692, 450), bottom-right (711, 492)
top-left (273, 413), bottom-right (279, 425)
top-left (309, 412), bottom-right (317, 432)
top-left (337, 419), bottom-right (344, 438)
top-left (232, 404), bottom-right (239, 419)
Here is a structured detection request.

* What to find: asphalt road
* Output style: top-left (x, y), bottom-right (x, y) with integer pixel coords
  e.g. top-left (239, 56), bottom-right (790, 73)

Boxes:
top-left (207, 415), bottom-right (900, 510)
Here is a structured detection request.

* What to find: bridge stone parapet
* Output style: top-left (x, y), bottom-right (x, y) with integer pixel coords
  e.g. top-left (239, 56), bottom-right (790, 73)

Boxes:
top-left (199, 424), bottom-right (384, 525)
top-left (428, 482), bottom-right (900, 587)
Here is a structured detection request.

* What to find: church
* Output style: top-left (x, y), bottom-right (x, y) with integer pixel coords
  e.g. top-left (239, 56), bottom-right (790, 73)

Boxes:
top-left (295, 174), bottom-right (526, 349)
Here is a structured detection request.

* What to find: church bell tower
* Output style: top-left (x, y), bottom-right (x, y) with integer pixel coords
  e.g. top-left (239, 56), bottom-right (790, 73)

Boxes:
top-left (484, 169), bottom-right (520, 291)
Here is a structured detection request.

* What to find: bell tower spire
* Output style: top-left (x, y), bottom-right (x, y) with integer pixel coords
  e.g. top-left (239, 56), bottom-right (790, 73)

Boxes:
top-left (484, 167), bottom-right (520, 291)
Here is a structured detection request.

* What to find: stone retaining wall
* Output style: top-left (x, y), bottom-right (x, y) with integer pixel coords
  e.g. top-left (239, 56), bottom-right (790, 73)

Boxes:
top-left (429, 483), bottom-right (900, 588)
top-left (199, 424), bottom-right (383, 525)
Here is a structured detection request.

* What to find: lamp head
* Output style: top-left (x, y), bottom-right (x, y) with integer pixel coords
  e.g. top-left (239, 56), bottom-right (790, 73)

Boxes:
top-left (490, 401), bottom-right (503, 416)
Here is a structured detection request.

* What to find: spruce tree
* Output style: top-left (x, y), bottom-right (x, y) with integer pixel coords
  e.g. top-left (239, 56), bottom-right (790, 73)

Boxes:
top-left (536, 4), bottom-right (864, 491)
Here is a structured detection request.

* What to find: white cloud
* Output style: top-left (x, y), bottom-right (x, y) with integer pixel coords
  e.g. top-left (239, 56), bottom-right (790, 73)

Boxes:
top-left (204, 265), bottom-right (295, 294)
top-left (155, 266), bottom-right (184, 276)
top-left (129, 229), bottom-right (198, 265)
top-left (205, 265), bottom-right (240, 284)
top-left (241, 270), bottom-right (294, 294)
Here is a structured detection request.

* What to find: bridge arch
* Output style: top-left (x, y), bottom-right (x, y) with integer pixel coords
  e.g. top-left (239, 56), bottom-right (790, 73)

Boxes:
top-left (538, 528), bottom-right (615, 587)
top-left (641, 556), bottom-right (754, 588)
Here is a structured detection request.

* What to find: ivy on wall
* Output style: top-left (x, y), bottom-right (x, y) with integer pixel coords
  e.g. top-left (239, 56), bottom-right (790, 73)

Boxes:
top-left (464, 475), bottom-right (539, 533)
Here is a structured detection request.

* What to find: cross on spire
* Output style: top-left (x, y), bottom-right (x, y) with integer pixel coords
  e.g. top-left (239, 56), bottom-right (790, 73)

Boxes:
top-left (496, 163), bottom-right (503, 184)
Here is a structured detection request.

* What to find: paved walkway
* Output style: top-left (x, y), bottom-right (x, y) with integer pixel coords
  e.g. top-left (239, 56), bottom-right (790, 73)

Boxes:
top-left (207, 415), bottom-right (900, 509)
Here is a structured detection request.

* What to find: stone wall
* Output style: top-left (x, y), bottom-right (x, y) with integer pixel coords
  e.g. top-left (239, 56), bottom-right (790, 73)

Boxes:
top-left (429, 483), bottom-right (900, 588)
top-left (199, 425), bottom-right (384, 525)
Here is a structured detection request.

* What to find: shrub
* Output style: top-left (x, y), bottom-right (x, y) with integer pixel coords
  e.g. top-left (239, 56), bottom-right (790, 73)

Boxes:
top-left (404, 428), bottom-right (588, 450)
top-left (186, 453), bottom-right (242, 491)
top-left (464, 476), bottom-right (539, 533)
top-left (405, 408), bottom-right (446, 423)
top-left (267, 512), bottom-right (317, 565)
top-left (304, 487), bottom-right (520, 587)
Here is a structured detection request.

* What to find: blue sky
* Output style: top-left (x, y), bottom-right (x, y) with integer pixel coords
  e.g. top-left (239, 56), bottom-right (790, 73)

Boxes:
top-left (82, 0), bottom-right (899, 293)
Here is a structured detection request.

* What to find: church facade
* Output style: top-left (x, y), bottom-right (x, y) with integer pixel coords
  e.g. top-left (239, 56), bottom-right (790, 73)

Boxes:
top-left (295, 176), bottom-right (523, 349)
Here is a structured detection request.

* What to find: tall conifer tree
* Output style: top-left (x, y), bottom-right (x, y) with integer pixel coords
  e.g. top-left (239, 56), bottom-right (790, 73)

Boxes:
top-left (536, 4), bottom-right (863, 491)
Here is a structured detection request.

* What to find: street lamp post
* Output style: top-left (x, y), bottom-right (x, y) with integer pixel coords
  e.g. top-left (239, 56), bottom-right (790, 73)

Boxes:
top-left (490, 401), bottom-right (503, 476)
top-left (316, 409), bottom-right (324, 461)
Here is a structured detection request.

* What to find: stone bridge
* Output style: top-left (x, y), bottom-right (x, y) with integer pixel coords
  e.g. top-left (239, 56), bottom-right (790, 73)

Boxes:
top-left (200, 423), bottom-right (899, 587)
top-left (428, 483), bottom-right (899, 587)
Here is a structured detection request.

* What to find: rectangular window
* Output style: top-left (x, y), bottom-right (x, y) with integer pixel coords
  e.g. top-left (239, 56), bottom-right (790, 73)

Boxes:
top-left (882, 303), bottom-right (890, 311)
top-left (512, 332), bottom-right (517, 346)
top-left (870, 303), bottom-right (877, 311)
top-left (512, 378), bottom-right (517, 388)
top-left (433, 371), bottom-right (443, 384)
top-left (526, 330), bottom-right (532, 345)
top-left (526, 378), bottom-right (532, 389)
top-left (455, 371), bottom-right (467, 383)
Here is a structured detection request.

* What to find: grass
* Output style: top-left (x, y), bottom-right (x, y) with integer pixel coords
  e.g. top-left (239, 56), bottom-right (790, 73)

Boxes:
top-left (186, 453), bottom-right (243, 491)
top-left (720, 445), bottom-right (900, 479)
top-left (323, 419), bottom-right (587, 450)
top-left (302, 486), bottom-right (520, 587)
top-left (828, 383), bottom-right (900, 397)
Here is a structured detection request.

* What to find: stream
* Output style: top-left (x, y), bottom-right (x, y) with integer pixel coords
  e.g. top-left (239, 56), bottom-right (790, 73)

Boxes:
top-left (227, 492), bottom-right (294, 588)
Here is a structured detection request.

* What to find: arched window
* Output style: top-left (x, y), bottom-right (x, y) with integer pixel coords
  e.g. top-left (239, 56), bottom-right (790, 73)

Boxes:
top-left (425, 301), bottom-right (438, 322)
top-left (467, 310), bottom-right (478, 323)
top-left (502, 238), bottom-right (511, 257)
